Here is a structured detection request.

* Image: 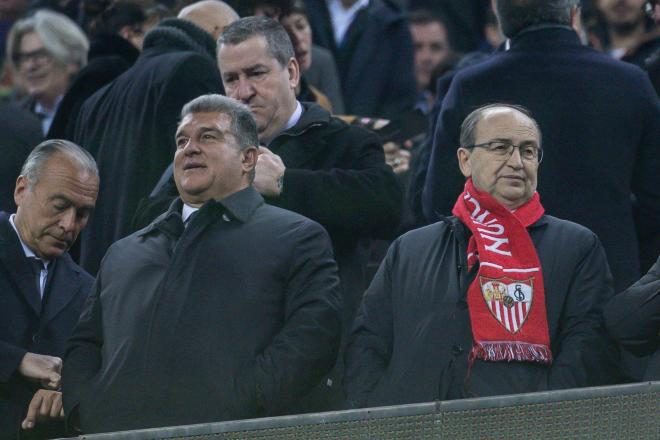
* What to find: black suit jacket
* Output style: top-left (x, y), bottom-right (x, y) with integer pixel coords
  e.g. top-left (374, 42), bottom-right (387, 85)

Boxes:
top-left (422, 27), bottom-right (660, 292)
top-left (0, 212), bottom-right (93, 439)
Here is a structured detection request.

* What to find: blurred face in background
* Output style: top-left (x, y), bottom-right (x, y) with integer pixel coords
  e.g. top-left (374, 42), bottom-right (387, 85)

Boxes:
top-left (14, 31), bottom-right (74, 108)
top-left (280, 12), bottom-right (313, 72)
top-left (596, 0), bottom-right (647, 30)
top-left (410, 20), bottom-right (452, 91)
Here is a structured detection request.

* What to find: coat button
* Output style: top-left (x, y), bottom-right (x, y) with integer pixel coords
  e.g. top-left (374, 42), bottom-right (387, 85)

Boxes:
top-left (453, 344), bottom-right (463, 355)
top-left (32, 334), bottom-right (39, 343)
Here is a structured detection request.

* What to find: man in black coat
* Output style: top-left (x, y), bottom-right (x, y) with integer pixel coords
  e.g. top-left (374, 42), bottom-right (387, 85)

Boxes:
top-left (216, 17), bottom-right (401, 375)
top-left (0, 99), bottom-right (42, 213)
top-left (422, 0), bottom-right (660, 291)
top-left (605, 255), bottom-right (660, 381)
top-left (345, 104), bottom-right (617, 408)
top-left (63, 95), bottom-right (341, 434)
top-left (72, 1), bottom-right (238, 274)
top-left (0, 140), bottom-right (98, 439)
top-left (304, 0), bottom-right (417, 118)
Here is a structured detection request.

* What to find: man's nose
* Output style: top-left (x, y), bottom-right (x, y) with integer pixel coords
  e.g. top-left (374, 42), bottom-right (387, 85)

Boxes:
top-left (506, 146), bottom-right (524, 168)
top-left (59, 208), bottom-right (77, 232)
top-left (236, 77), bottom-right (255, 102)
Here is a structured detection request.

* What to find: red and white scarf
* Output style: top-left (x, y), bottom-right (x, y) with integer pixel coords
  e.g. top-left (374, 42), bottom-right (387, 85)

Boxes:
top-left (452, 179), bottom-right (552, 365)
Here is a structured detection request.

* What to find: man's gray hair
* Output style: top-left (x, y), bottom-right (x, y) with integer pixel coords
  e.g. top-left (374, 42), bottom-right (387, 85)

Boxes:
top-left (7, 9), bottom-right (89, 70)
top-left (180, 94), bottom-right (259, 151)
top-left (218, 16), bottom-right (294, 67)
top-left (21, 139), bottom-right (98, 187)
top-left (495, 0), bottom-right (580, 38)
top-left (459, 103), bottom-right (542, 147)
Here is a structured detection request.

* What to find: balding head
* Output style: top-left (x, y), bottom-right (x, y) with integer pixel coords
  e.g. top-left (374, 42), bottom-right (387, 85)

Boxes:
top-left (178, 0), bottom-right (239, 41)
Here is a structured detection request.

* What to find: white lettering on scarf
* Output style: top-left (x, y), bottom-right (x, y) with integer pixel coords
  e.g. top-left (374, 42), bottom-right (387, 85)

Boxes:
top-left (464, 193), bottom-right (512, 256)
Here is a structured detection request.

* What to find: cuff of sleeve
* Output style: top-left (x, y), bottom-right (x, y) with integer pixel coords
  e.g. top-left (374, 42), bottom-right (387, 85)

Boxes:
top-left (0, 343), bottom-right (27, 382)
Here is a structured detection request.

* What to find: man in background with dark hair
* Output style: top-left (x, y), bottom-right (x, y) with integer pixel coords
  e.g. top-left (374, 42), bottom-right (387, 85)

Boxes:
top-left (423, 0), bottom-right (660, 297)
top-left (408, 9), bottom-right (455, 113)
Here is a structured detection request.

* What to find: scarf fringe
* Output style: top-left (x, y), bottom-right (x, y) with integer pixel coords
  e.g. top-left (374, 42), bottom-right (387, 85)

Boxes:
top-left (471, 341), bottom-right (553, 364)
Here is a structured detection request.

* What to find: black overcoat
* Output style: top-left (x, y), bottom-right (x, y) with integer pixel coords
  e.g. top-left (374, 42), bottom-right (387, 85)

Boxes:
top-left (0, 213), bottom-right (93, 439)
top-left (605, 256), bottom-right (660, 380)
top-left (73, 19), bottom-right (223, 275)
top-left (62, 188), bottom-right (342, 434)
top-left (344, 215), bottom-right (618, 408)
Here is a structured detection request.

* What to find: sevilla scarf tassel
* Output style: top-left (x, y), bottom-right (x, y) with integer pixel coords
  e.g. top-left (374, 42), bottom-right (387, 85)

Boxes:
top-left (452, 179), bottom-right (552, 365)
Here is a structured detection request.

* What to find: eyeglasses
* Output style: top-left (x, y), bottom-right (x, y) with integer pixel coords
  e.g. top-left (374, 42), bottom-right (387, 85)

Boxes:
top-left (12, 48), bottom-right (52, 68)
top-left (465, 140), bottom-right (543, 163)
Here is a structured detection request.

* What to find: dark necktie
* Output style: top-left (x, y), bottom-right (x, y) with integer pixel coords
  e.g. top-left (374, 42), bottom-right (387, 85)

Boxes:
top-left (184, 210), bottom-right (199, 228)
top-left (27, 257), bottom-right (46, 298)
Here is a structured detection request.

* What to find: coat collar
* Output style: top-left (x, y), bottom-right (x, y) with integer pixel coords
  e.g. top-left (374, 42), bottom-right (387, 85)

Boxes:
top-left (509, 26), bottom-right (581, 51)
top-left (41, 253), bottom-right (82, 326)
top-left (269, 102), bottom-right (334, 169)
top-left (140, 187), bottom-right (264, 237)
top-left (0, 212), bottom-right (82, 319)
top-left (0, 212), bottom-right (42, 315)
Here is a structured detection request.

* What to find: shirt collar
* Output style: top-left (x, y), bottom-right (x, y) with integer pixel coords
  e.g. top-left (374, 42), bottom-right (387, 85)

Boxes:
top-left (9, 214), bottom-right (51, 266)
top-left (284, 101), bottom-right (303, 132)
top-left (181, 203), bottom-right (199, 223)
top-left (327, 0), bottom-right (370, 45)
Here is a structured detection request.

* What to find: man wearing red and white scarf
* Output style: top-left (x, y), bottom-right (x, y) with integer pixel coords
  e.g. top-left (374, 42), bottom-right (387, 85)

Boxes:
top-left (344, 104), bottom-right (619, 408)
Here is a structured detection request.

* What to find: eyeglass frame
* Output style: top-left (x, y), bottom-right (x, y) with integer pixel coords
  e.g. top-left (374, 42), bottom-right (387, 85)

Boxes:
top-left (464, 140), bottom-right (544, 164)
top-left (12, 48), bottom-right (54, 69)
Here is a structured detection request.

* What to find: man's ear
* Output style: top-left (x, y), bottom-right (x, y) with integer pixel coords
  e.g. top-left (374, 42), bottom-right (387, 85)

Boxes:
top-left (13, 175), bottom-right (28, 208)
top-left (286, 56), bottom-right (300, 90)
top-left (242, 146), bottom-right (259, 174)
top-left (457, 148), bottom-right (472, 178)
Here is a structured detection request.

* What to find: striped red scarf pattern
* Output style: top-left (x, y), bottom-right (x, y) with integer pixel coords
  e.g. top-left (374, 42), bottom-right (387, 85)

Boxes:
top-left (452, 179), bottom-right (552, 365)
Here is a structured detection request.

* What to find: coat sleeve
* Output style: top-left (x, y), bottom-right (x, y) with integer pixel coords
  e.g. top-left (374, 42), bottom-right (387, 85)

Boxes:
top-left (632, 74), bottom-right (660, 267)
top-left (233, 220), bottom-right (342, 414)
top-left (62, 273), bottom-right (104, 432)
top-left (604, 256), bottom-right (660, 356)
top-left (272, 129), bottom-right (403, 240)
top-left (422, 77), bottom-right (467, 222)
top-left (378, 19), bottom-right (417, 119)
top-left (342, 239), bottom-right (397, 408)
top-left (0, 341), bottom-right (28, 383)
top-left (546, 233), bottom-right (619, 389)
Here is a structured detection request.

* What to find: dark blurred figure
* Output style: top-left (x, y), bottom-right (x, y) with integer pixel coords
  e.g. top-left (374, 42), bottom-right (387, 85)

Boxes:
top-left (304, 0), bottom-right (416, 118)
top-left (605, 255), bottom-right (660, 381)
top-left (591, 0), bottom-right (660, 67)
top-left (409, 9), bottom-right (455, 113)
top-left (0, 97), bottom-right (42, 212)
top-left (423, 0), bottom-right (660, 295)
top-left (6, 10), bottom-right (88, 135)
top-left (0, 0), bottom-right (28, 65)
top-left (645, 0), bottom-right (660, 93)
top-left (48, 1), bottom-right (147, 140)
top-left (407, 0), bottom-right (488, 53)
top-left (71, 0), bottom-right (237, 275)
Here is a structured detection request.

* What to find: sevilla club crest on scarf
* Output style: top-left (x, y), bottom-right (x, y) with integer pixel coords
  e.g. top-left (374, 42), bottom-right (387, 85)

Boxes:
top-left (480, 277), bottom-right (533, 334)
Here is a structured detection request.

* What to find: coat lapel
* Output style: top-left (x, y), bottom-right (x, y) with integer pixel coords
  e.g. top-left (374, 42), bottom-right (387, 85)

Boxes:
top-left (0, 217), bottom-right (42, 316)
top-left (41, 256), bottom-right (81, 326)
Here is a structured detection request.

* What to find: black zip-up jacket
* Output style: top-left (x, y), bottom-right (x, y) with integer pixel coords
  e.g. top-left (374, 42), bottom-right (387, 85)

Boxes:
top-left (344, 214), bottom-right (619, 408)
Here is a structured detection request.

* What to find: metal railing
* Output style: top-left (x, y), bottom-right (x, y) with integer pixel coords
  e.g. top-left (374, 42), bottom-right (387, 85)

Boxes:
top-left (76, 381), bottom-right (660, 439)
